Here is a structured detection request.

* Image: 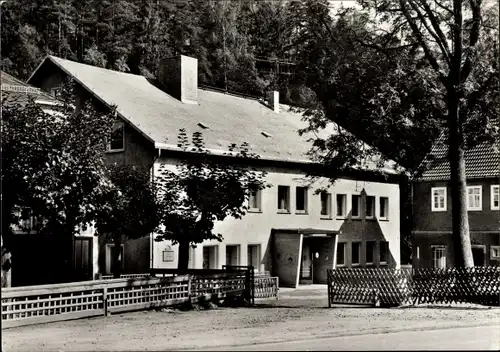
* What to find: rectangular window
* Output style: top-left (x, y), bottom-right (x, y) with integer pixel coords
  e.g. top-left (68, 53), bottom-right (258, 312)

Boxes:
top-left (51, 85), bottom-right (62, 98)
top-left (277, 185), bottom-right (290, 213)
top-left (107, 122), bottom-right (125, 152)
top-left (379, 197), bottom-right (389, 220)
top-left (295, 186), bottom-right (308, 213)
top-left (352, 242), bottom-right (361, 265)
top-left (105, 244), bottom-right (124, 274)
top-left (490, 246), bottom-right (500, 260)
top-left (491, 185), bottom-right (499, 210)
top-left (366, 241), bottom-right (375, 264)
top-left (467, 186), bottom-right (482, 211)
top-left (431, 187), bottom-right (447, 212)
top-left (431, 245), bottom-right (446, 269)
top-left (248, 184), bottom-right (262, 212)
top-left (248, 244), bottom-right (261, 272)
top-left (320, 192), bottom-right (332, 218)
top-left (380, 241), bottom-right (389, 264)
top-left (351, 195), bottom-right (361, 218)
top-left (203, 245), bottom-right (218, 269)
top-left (225, 245), bottom-right (240, 266)
top-left (336, 242), bottom-right (346, 266)
top-left (336, 194), bottom-right (347, 218)
top-left (365, 196), bottom-right (375, 219)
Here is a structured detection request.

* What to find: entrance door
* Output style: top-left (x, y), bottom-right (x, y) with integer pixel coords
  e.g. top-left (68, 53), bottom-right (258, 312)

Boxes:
top-left (472, 246), bottom-right (486, 266)
top-left (300, 239), bottom-right (313, 284)
top-left (74, 237), bottom-right (93, 281)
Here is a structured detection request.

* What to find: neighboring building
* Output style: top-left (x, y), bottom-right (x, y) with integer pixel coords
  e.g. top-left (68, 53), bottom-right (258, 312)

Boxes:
top-left (412, 135), bottom-right (500, 269)
top-left (28, 55), bottom-right (402, 287)
top-left (1, 71), bottom-right (99, 287)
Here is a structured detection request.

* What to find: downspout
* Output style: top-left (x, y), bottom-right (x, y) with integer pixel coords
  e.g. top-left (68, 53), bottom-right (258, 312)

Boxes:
top-left (150, 148), bottom-right (161, 271)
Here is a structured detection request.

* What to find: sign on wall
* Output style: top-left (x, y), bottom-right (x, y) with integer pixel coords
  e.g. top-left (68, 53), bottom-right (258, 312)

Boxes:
top-left (162, 245), bottom-right (174, 262)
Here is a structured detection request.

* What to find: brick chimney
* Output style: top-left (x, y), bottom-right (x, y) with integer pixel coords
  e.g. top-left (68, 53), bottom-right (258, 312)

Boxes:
top-left (158, 55), bottom-right (198, 105)
top-left (267, 90), bottom-right (279, 113)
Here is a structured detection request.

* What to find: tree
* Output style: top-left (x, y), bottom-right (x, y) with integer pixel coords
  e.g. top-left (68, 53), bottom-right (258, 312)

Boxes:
top-left (154, 129), bottom-right (269, 272)
top-left (1, 81), bottom-right (115, 286)
top-left (95, 164), bottom-right (161, 278)
top-left (294, 0), bottom-right (499, 267)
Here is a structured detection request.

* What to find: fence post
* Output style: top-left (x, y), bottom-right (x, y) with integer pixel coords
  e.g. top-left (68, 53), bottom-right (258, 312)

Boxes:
top-left (276, 277), bottom-right (279, 300)
top-left (327, 270), bottom-right (331, 308)
top-left (103, 287), bottom-right (109, 317)
top-left (187, 275), bottom-right (192, 303)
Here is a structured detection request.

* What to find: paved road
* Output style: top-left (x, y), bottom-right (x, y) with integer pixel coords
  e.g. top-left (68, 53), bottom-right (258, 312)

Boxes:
top-left (205, 325), bottom-right (500, 351)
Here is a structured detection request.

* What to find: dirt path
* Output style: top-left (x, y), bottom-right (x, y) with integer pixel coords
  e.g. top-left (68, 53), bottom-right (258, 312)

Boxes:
top-left (3, 296), bottom-right (499, 351)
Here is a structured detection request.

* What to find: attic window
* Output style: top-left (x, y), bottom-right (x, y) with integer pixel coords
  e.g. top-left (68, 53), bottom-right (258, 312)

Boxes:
top-left (198, 122), bottom-right (209, 129)
top-left (261, 131), bottom-right (272, 138)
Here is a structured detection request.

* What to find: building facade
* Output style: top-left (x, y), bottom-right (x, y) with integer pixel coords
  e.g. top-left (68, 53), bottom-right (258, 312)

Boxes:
top-left (28, 54), bottom-right (402, 287)
top-left (412, 140), bottom-right (500, 268)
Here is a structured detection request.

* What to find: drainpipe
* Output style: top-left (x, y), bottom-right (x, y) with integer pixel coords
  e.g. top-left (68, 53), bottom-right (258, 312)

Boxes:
top-left (149, 148), bottom-right (161, 271)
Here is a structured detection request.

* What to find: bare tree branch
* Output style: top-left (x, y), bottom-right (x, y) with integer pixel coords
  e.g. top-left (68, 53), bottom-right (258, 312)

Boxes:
top-left (407, 0), bottom-right (451, 67)
top-left (460, 0), bottom-right (483, 83)
top-left (399, 0), bottom-right (447, 84)
top-left (419, 0), bottom-right (452, 59)
top-left (434, 0), bottom-right (454, 15)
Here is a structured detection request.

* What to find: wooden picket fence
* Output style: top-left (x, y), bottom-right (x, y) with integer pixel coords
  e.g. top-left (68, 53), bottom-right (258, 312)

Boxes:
top-left (254, 276), bottom-right (279, 300)
top-left (1, 272), bottom-right (248, 329)
top-left (327, 267), bottom-right (500, 307)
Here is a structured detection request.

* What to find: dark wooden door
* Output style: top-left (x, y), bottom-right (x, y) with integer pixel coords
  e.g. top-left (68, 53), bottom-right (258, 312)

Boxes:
top-left (73, 237), bottom-right (92, 281)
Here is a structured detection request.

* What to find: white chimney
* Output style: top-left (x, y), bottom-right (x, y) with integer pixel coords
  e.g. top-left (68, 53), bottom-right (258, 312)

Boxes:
top-left (158, 55), bottom-right (198, 105)
top-left (267, 90), bottom-right (279, 113)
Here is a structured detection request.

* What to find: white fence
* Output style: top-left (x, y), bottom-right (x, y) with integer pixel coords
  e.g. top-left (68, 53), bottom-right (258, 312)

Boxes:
top-left (1, 274), bottom-right (247, 329)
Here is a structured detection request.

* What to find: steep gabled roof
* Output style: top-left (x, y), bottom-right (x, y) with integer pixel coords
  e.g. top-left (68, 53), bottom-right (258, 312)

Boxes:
top-left (1, 71), bottom-right (57, 107)
top-left (29, 55), bottom-right (400, 175)
top-left (416, 128), bottom-right (500, 181)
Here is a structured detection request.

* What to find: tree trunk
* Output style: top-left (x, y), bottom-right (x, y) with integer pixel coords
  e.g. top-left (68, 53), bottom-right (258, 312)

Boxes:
top-left (1, 247), bottom-right (12, 288)
top-left (113, 235), bottom-right (123, 278)
top-left (177, 240), bottom-right (190, 274)
top-left (447, 92), bottom-right (474, 268)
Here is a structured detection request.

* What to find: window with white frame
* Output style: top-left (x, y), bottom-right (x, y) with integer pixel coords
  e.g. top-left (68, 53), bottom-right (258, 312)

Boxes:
top-left (366, 241), bottom-right (375, 265)
top-left (467, 186), bottom-right (482, 211)
top-left (248, 244), bottom-right (261, 272)
top-left (336, 194), bottom-right (347, 218)
top-left (248, 184), bottom-right (262, 212)
top-left (51, 85), bottom-right (62, 98)
top-left (380, 241), bottom-right (389, 264)
top-left (491, 246), bottom-right (500, 260)
top-left (277, 185), bottom-right (290, 213)
top-left (203, 245), bottom-right (218, 269)
top-left (351, 195), bottom-right (361, 218)
top-left (107, 121), bottom-right (125, 152)
top-left (105, 243), bottom-right (125, 274)
top-left (491, 185), bottom-right (499, 210)
top-left (352, 242), bottom-right (361, 265)
top-left (379, 197), bottom-right (389, 220)
top-left (365, 196), bottom-right (375, 219)
top-left (431, 187), bottom-right (447, 212)
top-left (320, 192), bottom-right (332, 218)
top-left (432, 245), bottom-right (447, 269)
top-left (336, 242), bottom-right (346, 266)
top-left (225, 245), bottom-right (240, 266)
top-left (295, 186), bottom-right (308, 213)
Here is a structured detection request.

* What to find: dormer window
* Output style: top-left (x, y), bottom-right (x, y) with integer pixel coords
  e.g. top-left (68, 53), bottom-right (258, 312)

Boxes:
top-left (51, 85), bottom-right (62, 98)
top-left (107, 122), bottom-right (125, 152)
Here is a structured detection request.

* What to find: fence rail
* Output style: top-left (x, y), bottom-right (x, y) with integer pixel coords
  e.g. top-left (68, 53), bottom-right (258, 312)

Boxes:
top-left (2, 273), bottom-right (244, 329)
top-left (2, 269), bottom-right (279, 329)
top-left (327, 267), bottom-right (500, 307)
